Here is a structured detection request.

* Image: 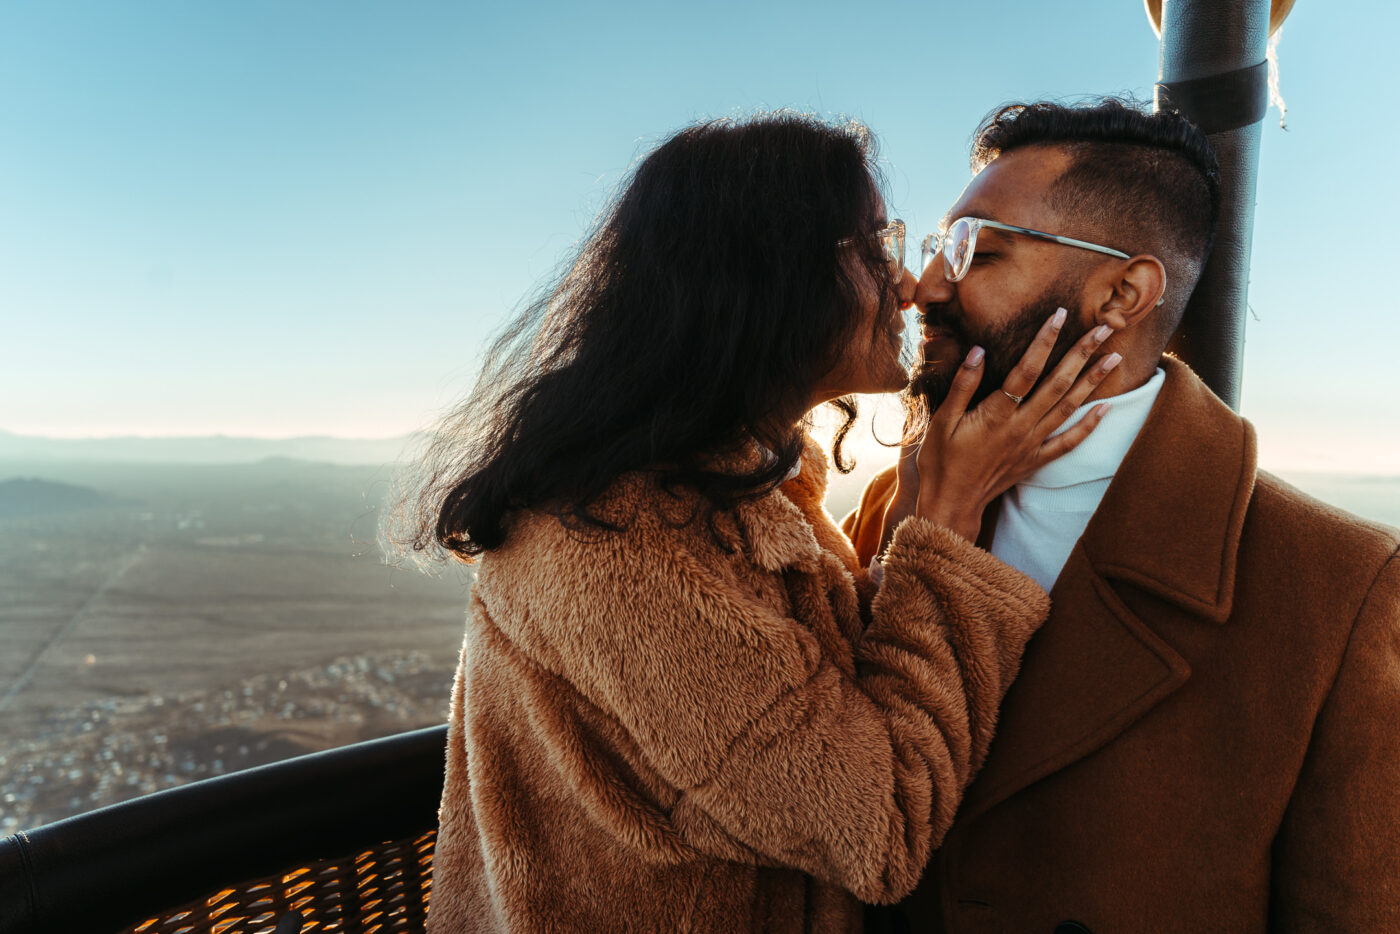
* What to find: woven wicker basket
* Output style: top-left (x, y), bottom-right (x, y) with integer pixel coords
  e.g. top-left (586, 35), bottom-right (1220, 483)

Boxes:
top-left (119, 831), bottom-right (435, 934)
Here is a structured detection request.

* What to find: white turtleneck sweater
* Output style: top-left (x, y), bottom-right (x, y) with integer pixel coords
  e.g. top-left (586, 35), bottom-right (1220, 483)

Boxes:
top-left (988, 367), bottom-right (1165, 592)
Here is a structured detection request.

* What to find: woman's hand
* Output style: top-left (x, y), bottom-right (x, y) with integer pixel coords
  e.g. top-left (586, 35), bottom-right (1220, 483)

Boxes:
top-left (907, 309), bottom-right (1121, 542)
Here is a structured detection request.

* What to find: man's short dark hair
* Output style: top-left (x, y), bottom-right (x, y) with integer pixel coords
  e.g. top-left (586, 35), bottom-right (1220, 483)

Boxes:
top-left (971, 98), bottom-right (1220, 331)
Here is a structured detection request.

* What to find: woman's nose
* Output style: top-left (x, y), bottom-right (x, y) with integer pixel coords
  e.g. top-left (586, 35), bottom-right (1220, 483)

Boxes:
top-left (896, 266), bottom-right (918, 309)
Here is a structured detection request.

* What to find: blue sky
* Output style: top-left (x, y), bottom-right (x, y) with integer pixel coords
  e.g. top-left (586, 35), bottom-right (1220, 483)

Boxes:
top-left (4, 1), bottom-right (1397, 474)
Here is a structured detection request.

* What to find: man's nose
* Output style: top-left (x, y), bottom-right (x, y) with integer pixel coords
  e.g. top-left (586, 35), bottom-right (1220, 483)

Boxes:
top-left (914, 257), bottom-right (954, 309)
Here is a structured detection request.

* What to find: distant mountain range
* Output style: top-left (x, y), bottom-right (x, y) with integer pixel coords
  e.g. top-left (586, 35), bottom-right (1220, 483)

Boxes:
top-left (0, 477), bottom-right (113, 518)
top-left (0, 430), bottom-right (423, 465)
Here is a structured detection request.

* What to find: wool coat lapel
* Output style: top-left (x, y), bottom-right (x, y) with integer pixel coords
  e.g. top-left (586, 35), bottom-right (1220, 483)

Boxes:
top-left (960, 356), bottom-right (1255, 821)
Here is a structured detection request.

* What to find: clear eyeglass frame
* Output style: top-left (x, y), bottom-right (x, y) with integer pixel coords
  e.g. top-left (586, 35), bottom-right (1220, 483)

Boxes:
top-left (839, 219), bottom-right (906, 273)
top-left (921, 216), bottom-right (1130, 283)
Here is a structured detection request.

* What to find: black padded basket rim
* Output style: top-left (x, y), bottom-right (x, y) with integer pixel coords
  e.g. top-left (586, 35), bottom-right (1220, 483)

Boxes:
top-left (0, 725), bottom-right (448, 934)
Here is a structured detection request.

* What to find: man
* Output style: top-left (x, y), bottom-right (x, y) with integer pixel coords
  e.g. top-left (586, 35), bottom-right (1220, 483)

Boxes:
top-left (845, 99), bottom-right (1400, 931)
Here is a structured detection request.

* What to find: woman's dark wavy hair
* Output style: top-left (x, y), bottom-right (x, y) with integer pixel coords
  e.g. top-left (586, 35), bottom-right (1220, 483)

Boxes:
top-left (392, 112), bottom-right (897, 562)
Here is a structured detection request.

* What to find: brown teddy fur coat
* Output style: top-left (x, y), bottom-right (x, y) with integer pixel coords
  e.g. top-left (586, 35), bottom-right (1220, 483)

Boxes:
top-left (425, 437), bottom-right (1050, 933)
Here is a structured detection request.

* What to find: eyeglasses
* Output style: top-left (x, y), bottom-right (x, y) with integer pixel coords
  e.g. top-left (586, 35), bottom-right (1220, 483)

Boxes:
top-left (839, 219), bottom-right (906, 273)
top-left (921, 216), bottom-right (1129, 283)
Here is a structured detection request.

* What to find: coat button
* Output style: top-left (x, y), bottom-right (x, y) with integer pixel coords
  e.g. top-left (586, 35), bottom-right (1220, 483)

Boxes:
top-left (1054, 924), bottom-right (1091, 934)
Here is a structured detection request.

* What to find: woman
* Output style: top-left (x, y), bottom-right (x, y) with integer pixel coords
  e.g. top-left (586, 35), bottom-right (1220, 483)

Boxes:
top-left (400, 113), bottom-right (1116, 932)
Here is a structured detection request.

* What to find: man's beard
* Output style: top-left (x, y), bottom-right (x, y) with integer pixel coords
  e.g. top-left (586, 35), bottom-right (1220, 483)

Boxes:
top-left (907, 281), bottom-right (1090, 418)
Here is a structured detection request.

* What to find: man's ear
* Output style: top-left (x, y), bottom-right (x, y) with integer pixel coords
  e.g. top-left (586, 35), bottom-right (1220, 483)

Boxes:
top-left (1092, 254), bottom-right (1167, 331)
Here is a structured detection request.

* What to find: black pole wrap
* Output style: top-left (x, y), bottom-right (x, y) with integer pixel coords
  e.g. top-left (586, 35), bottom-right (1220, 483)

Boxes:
top-left (1155, 0), bottom-right (1271, 411)
top-left (1156, 60), bottom-right (1269, 135)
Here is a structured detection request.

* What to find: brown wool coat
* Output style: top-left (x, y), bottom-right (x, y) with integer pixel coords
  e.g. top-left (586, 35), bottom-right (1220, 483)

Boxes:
top-left (426, 439), bottom-right (1052, 933)
top-left (845, 356), bottom-right (1400, 933)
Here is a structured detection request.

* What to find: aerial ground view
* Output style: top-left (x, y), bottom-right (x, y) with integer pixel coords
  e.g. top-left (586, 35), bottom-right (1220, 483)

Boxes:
top-left (3, 430), bottom-right (1397, 836)
top-left (0, 438), bottom-right (475, 835)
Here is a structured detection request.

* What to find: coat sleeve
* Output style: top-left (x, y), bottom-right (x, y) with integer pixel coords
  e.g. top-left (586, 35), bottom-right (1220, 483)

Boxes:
top-left (840, 465), bottom-right (897, 568)
top-left (520, 512), bottom-right (1048, 905)
top-left (1270, 547), bottom-right (1400, 930)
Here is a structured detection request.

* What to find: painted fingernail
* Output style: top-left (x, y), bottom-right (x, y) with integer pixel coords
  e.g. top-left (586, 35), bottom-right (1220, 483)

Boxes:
top-left (966, 346), bottom-right (985, 367)
top-left (1094, 324), bottom-right (1113, 342)
top-left (1100, 352), bottom-right (1123, 372)
top-left (1051, 307), bottom-right (1067, 328)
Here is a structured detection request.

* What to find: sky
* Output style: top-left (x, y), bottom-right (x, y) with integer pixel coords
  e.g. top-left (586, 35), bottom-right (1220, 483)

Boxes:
top-left (3, 0), bottom-right (1398, 475)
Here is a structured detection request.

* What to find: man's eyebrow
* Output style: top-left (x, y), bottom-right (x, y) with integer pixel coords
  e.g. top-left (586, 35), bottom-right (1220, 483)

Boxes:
top-left (938, 210), bottom-right (991, 232)
top-left (941, 212), bottom-right (1019, 239)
